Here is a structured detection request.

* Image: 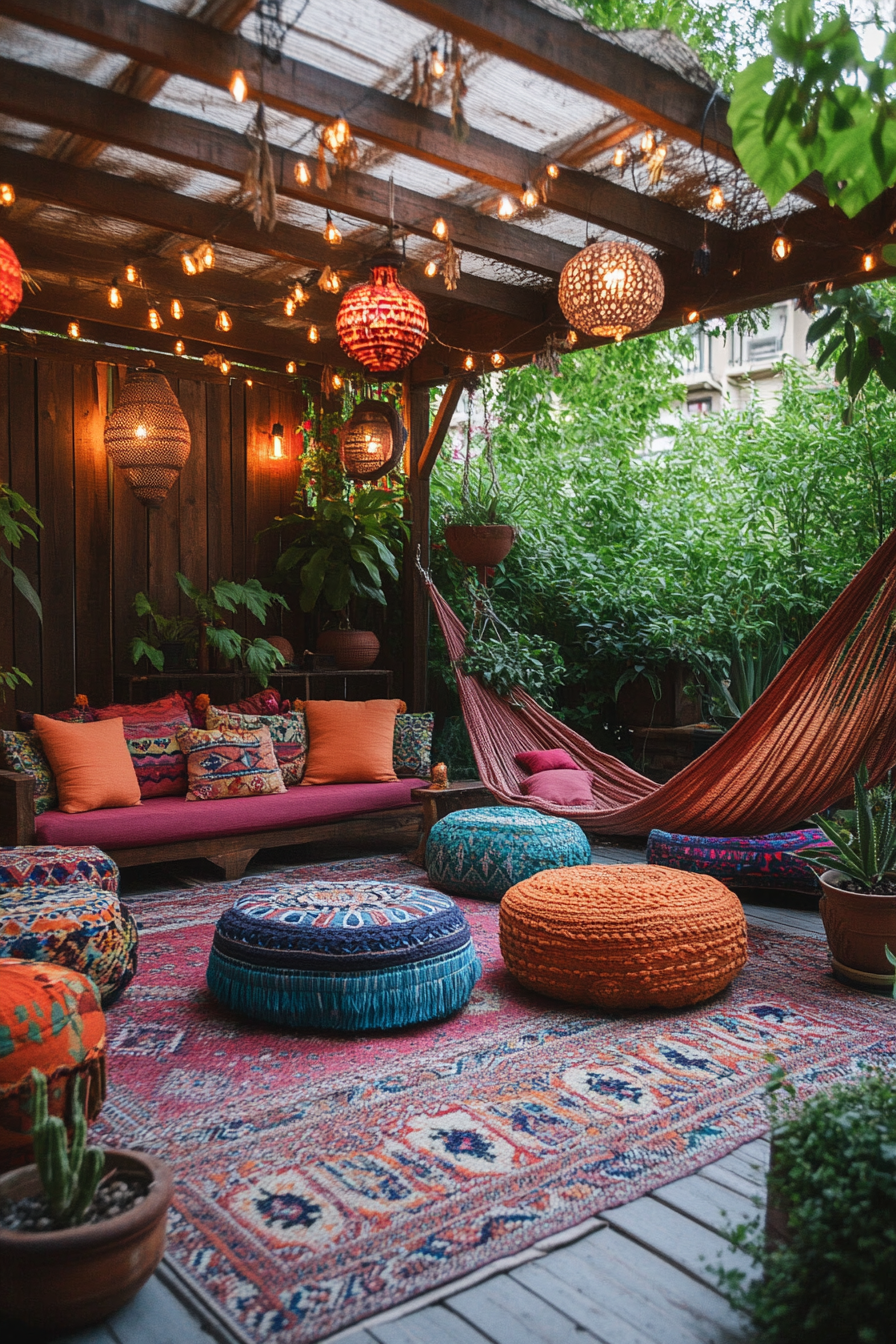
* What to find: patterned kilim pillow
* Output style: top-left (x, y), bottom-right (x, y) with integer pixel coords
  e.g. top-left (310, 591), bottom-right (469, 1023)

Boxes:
top-left (178, 724), bottom-right (286, 801)
top-left (393, 712), bottom-right (433, 778)
top-left (0, 730), bottom-right (57, 814)
top-left (123, 715), bottom-right (190, 798)
top-left (206, 706), bottom-right (307, 785)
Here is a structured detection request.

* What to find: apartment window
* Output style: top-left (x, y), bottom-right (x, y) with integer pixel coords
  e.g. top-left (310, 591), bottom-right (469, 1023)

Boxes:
top-left (730, 305), bottom-right (787, 366)
top-left (683, 329), bottom-right (708, 374)
top-left (687, 397), bottom-right (712, 415)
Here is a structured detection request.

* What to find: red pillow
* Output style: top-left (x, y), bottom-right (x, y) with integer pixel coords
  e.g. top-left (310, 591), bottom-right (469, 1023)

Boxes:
top-left (521, 768), bottom-right (593, 805)
top-left (515, 748), bottom-right (582, 774)
top-left (94, 692), bottom-right (190, 721)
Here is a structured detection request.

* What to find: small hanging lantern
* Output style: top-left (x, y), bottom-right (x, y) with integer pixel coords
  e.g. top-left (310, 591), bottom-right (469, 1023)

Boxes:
top-left (338, 399), bottom-right (407, 482)
top-left (336, 253), bottom-right (429, 373)
top-left (558, 239), bottom-right (664, 342)
top-left (104, 366), bottom-right (191, 508)
top-left (270, 421), bottom-right (286, 460)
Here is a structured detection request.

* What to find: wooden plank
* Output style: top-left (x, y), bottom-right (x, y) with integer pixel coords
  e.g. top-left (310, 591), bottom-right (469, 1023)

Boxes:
top-left (206, 379), bottom-right (233, 586)
top-left (418, 378), bottom-right (465, 480)
top-left (36, 357), bottom-right (76, 711)
top-left (103, 1273), bottom-right (216, 1344)
top-left (403, 384), bottom-right (431, 711)
top-left (0, 352), bottom-right (13, 729)
top-left (600, 1196), bottom-right (756, 1290)
top-left (705, 1151), bottom-right (768, 1193)
top-left (448, 1274), bottom-right (601, 1343)
top-left (510, 1258), bottom-right (661, 1344)
top-left (176, 379), bottom-right (208, 596)
top-left (72, 360), bottom-right (113, 707)
top-left (650, 1173), bottom-right (759, 1236)
top-left (112, 363), bottom-right (149, 678)
top-left (8, 354), bottom-right (41, 716)
top-left (229, 379), bottom-right (247, 589)
top-left (369, 1304), bottom-right (493, 1343)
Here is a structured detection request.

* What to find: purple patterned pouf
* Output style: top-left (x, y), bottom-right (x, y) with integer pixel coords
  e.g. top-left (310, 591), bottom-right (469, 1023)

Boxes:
top-left (0, 846), bottom-right (119, 895)
top-left (646, 828), bottom-right (834, 894)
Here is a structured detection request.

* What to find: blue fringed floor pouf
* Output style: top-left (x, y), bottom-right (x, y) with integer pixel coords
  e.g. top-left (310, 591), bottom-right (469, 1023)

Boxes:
top-left (206, 881), bottom-right (481, 1031)
top-left (646, 827), bottom-right (834, 894)
top-left (426, 806), bottom-right (591, 901)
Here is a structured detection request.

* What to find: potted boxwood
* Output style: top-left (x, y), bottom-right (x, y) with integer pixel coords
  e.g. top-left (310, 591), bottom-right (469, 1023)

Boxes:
top-left (793, 763), bottom-right (896, 990)
top-left (0, 1070), bottom-right (174, 1333)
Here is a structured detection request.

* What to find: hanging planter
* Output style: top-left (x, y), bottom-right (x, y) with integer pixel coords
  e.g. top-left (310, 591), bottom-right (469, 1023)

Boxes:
top-left (336, 254), bottom-right (428, 373)
top-left (444, 524), bottom-right (515, 569)
top-left (104, 367), bottom-right (191, 508)
top-left (338, 398), bottom-right (406, 481)
top-left (0, 237), bottom-right (23, 325)
top-left (558, 239), bottom-right (664, 341)
top-left (442, 382), bottom-right (516, 582)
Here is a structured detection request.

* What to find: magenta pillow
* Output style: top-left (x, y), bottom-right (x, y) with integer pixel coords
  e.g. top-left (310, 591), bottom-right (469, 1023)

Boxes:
top-left (521, 768), bottom-right (593, 805)
top-left (515, 748), bottom-right (582, 774)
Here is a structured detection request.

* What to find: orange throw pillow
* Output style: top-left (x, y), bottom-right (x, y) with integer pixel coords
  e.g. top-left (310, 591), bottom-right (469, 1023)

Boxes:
top-left (33, 715), bottom-right (141, 814)
top-left (301, 699), bottom-right (401, 785)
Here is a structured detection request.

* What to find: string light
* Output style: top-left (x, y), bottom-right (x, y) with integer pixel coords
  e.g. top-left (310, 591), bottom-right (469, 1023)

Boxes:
top-left (229, 69), bottom-right (248, 103)
top-left (322, 115), bottom-right (351, 153)
top-left (292, 282), bottom-right (308, 305)
top-left (244, 378), bottom-right (253, 387)
top-left (332, 373), bottom-right (344, 390)
top-left (862, 250), bottom-right (877, 272)
top-left (612, 147), bottom-right (626, 168)
top-left (219, 358), bottom-right (231, 376)
top-left (322, 211), bottom-right (342, 245)
top-left (215, 308), bottom-right (232, 332)
top-left (430, 44), bottom-right (446, 79)
top-left (463, 353), bottom-right (475, 371)
top-left (174, 339), bottom-right (185, 355)
top-left (148, 306), bottom-right (163, 330)
top-left (307, 325), bottom-right (320, 343)
top-left (270, 421), bottom-right (285, 460)
top-left (640, 129), bottom-right (656, 154)
top-left (320, 269), bottom-right (341, 294)
top-left (545, 163), bottom-right (560, 180)
top-left (491, 351), bottom-right (505, 367)
top-left (497, 195), bottom-right (516, 220)
top-left (107, 281), bottom-right (122, 309)
top-left (707, 183), bottom-right (726, 212)
top-left (170, 298), bottom-right (184, 320)
top-left (197, 242), bottom-right (215, 270)
top-left (685, 308), bottom-right (700, 323)
top-left (0, 183), bottom-right (15, 206)
top-left (771, 230), bottom-right (792, 261)
top-left (432, 217), bottom-right (448, 240)
top-left (566, 329), bottom-right (578, 346)
top-left (286, 360), bottom-right (297, 373)
top-left (294, 159), bottom-right (311, 186)
top-left (284, 295), bottom-right (297, 317)
top-left (181, 251), bottom-right (198, 276)
top-left (424, 259), bottom-right (439, 278)
top-left (520, 182), bottom-right (539, 209)
top-left (124, 263), bottom-right (139, 284)
top-left (67, 320), bottom-right (81, 339)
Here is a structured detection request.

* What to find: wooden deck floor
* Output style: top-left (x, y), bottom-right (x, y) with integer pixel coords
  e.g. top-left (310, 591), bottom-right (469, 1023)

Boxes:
top-left (24, 843), bottom-right (824, 1344)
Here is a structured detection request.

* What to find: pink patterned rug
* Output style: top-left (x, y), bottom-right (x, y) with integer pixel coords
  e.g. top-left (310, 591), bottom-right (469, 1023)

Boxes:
top-left (97, 854), bottom-right (895, 1343)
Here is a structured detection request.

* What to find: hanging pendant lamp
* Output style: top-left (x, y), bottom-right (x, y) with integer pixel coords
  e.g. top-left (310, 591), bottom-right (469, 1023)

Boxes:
top-left (0, 237), bottom-right (23, 325)
top-left (104, 367), bottom-right (191, 508)
top-left (336, 253), bottom-right (429, 373)
top-left (558, 239), bottom-right (664, 341)
top-left (339, 399), bottom-right (407, 481)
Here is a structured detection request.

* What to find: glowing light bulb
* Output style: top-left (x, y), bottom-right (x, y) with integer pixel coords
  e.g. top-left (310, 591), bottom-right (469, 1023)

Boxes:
top-left (566, 329), bottom-right (578, 346)
top-left (174, 339), bottom-right (185, 355)
top-left (148, 307), bottom-right (162, 331)
top-left (124, 263), bottom-right (138, 284)
top-left (294, 159), bottom-right (311, 187)
top-left (432, 216), bottom-right (448, 240)
top-left (292, 283), bottom-right (308, 305)
top-left (0, 182), bottom-right (14, 206)
top-left (244, 378), bottom-right (253, 387)
top-left (321, 270), bottom-right (341, 293)
top-left (271, 421), bottom-right (285, 460)
top-left (307, 325), bottom-right (320, 343)
top-left (220, 358), bottom-right (231, 375)
top-left (685, 309), bottom-right (700, 324)
top-left (286, 360), bottom-right (297, 374)
top-left (707, 183), bottom-right (725, 213)
top-left (545, 163), bottom-right (560, 180)
top-left (640, 129), bottom-right (656, 154)
top-left (67, 320), bottom-right (81, 339)
top-left (332, 373), bottom-right (343, 390)
top-left (284, 295), bottom-right (297, 317)
top-left (424, 259), bottom-right (439, 278)
top-left (322, 212), bottom-right (341, 245)
top-left (181, 251), bottom-right (198, 276)
top-left (771, 231), bottom-right (791, 261)
top-left (200, 243), bottom-right (216, 270)
top-left (612, 146), bottom-right (626, 168)
top-left (323, 116), bottom-right (350, 151)
top-left (170, 298), bottom-right (184, 320)
top-left (229, 69), bottom-right (248, 103)
top-left (216, 308), bottom-right (232, 332)
top-left (520, 183), bottom-right (539, 209)
top-left (491, 351), bottom-right (505, 368)
top-left (108, 281), bottom-right (122, 309)
top-left (364, 431), bottom-right (376, 454)
top-left (497, 195), bottom-right (516, 220)
top-left (862, 250), bottom-right (877, 272)
top-left (463, 353), bottom-right (475, 371)
top-left (430, 44), bottom-right (446, 79)
top-left (134, 422), bottom-right (148, 440)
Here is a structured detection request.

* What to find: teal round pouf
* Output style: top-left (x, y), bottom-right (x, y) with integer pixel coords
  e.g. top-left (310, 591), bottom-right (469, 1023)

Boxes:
top-left (206, 879), bottom-right (481, 1031)
top-left (426, 806), bottom-right (591, 901)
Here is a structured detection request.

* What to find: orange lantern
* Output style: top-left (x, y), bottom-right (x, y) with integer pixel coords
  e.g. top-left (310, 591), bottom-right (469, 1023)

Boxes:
top-left (336, 255), bottom-right (429, 373)
top-left (0, 237), bottom-right (23, 325)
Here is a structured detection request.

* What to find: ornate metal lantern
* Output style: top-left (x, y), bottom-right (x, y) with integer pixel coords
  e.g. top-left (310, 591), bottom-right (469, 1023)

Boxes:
top-left (558, 239), bottom-right (664, 341)
top-left (0, 237), bottom-right (23, 325)
top-left (104, 367), bottom-right (191, 508)
top-left (336, 256), bottom-right (429, 373)
top-left (339, 399), bottom-right (406, 481)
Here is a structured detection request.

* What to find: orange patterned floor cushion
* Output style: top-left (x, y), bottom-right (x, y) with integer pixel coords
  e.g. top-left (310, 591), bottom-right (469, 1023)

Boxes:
top-left (499, 865), bottom-right (748, 1010)
top-left (0, 959), bottom-right (106, 1171)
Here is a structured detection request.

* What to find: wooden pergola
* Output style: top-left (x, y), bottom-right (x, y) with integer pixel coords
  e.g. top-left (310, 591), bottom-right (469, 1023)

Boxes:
top-left (0, 0), bottom-right (890, 714)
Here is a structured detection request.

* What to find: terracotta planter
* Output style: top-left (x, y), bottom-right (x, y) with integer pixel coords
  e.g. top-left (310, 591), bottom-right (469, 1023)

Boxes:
top-left (444, 524), bottom-right (516, 569)
top-left (819, 868), bottom-right (896, 988)
top-left (0, 1149), bottom-right (173, 1333)
top-left (316, 628), bottom-right (380, 670)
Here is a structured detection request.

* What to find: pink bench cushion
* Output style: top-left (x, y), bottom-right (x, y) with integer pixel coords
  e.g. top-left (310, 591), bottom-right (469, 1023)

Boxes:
top-left (35, 779), bottom-right (426, 850)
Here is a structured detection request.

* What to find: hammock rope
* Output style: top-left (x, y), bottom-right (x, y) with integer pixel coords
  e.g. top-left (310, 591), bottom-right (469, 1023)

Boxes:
top-left (426, 524), bottom-right (896, 836)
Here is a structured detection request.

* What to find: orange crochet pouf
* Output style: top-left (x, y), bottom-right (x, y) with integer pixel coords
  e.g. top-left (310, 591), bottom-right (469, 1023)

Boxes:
top-left (500, 864), bottom-right (748, 1009)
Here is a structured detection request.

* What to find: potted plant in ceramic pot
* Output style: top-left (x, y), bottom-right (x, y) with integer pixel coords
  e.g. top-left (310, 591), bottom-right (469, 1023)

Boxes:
top-left (793, 763), bottom-right (896, 990)
top-left (442, 380), bottom-right (517, 580)
top-left (0, 1070), bottom-right (173, 1334)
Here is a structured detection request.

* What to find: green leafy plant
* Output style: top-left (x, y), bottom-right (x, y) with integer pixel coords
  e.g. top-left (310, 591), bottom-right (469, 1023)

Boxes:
top-left (460, 584), bottom-right (566, 704)
top-left (442, 382), bottom-right (522, 530)
top-left (694, 632), bottom-right (791, 722)
top-left (1, 481), bottom-right (42, 697)
top-left (29, 1068), bottom-right (105, 1228)
top-left (129, 594), bottom-right (197, 672)
top-left (793, 763), bottom-right (896, 889)
top-left (806, 283), bottom-right (896, 421)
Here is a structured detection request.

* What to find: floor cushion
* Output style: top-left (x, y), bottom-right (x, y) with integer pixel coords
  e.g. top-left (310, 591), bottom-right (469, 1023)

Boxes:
top-left (426, 806), bottom-right (591, 901)
top-left (0, 845), bottom-right (119, 894)
top-left (0, 959), bottom-right (106, 1171)
top-left (499, 864), bottom-right (748, 1010)
top-left (207, 880), bottom-right (481, 1031)
top-left (646, 827), bottom-right (834, 894)
top-left (0, 885), bottom-right (138, 1007)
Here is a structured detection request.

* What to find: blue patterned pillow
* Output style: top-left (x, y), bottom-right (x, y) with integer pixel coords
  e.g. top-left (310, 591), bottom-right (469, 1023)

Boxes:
top-left (0, 729), bottom-right (57, 814)
top-left (393, 713), bottom-right (433, 778)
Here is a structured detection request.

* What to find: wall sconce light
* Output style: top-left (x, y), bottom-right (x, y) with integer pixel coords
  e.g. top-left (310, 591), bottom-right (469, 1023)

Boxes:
top-left (270, 421), bottom-right (286, 460)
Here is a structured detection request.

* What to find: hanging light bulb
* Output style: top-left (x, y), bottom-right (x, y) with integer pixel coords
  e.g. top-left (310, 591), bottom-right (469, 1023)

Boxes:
top-left (430, 44), bottom-right (446, 79)
top-left (284, 295), bottom-right (297, 317)
top-left (286, 360), bottom-right (297, 374)
top-left (566, 329), bottom-right (578, 346)
top-left (307, 324), bottom-right (320, 343)
top-left (270, 421), bottom-right (285, 460)
top-left (463, 353), bottom-right (475, 371)
top-left (332, 373), bottom-right (344, 390)
top-left (0, 182), bottom-right (15, 206)
top-left (181, 250), bottom-right (198, 276)
top-left (545, 163), bottom-right (560, 180)
top-left (294, 159), bottom-right (312, 187)
top-left (170, 298), bottom-right (184, 320)
top-left (174, 339), bottom-right (185, 355)
top-left (215, 307), bottom-right (232, 333)
top-left (199, 242), bottom-right (215, 270)
top-left (322, 211), bottom-right (342, 245)
top-left (520, 182), bottom-right (539, 209)
top-left (491, 351), bottom-right (505, 368)
top-left (67, 320), bottom-right (81, 339)
top-left (124, 263), bottom-right (139, 284)
top-left (229, 69), bottom-right (248, 103)
top-left (320, 268), bottom-right (341, 294)
top-left (219, 358), bottom-right (231, 376)
top-left (612, 146), bottom-right (626, 168)
top-left (292, 282), bottom-right (308, 305)
top-left (147, 306), bottom-right (162, 331)
top-left (685, 308), bottom-right (700, 324)
top-left (771, 230), bottom-right (792, 261)
top-left (244, 378), bottom-right (253, 387)
top-left (432, 217), bottom-right (448, 240)
top-left (862, 250), bottom-right (877, 272)
top-left (322, 115), bottom-right (351, 152)
top-left (497, 195), bottom-right (516, 220)
top-left (706, 182), bottom-right (726, 213)
top-left (640, 129), bottom-right (656, 154)
top-left (424, 259), bottom-right (439, 278)
top-left (107, 281), bottom-right (123, 309)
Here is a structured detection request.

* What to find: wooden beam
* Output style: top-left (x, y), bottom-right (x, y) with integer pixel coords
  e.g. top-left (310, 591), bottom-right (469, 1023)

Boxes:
top-left (0, 59), bottom-right (575, 280)
top-left (418, 378), bottom-right (465, 479)
top-left (402, 384), bottom-right (432, 711)
top-left (0, 0), bottom-right (721, 256)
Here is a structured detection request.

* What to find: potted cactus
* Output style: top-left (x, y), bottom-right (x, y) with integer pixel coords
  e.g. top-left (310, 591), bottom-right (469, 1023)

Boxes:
top-left (0, 1070), bottom-right (173, 1333)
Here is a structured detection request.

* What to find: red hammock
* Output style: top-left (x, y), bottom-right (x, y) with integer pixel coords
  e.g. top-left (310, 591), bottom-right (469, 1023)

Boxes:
top-left (426, 524), bottom-right (896, 836)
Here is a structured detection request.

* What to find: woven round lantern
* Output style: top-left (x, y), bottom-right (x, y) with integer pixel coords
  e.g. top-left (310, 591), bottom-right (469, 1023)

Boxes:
top-left (336, 257), bottom-right (429, 373)
top-left (104, 367), bottom-right (191, 508)
top-left (339, 399), bottom-right (407, 481)
top-left (558, 240), bottom-right (664, 341)
top-left (0, 237), bottom-right (23, 325)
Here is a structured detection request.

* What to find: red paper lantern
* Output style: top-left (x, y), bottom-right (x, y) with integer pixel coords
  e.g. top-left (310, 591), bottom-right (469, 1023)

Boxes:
top-left (0, 237), bottom-right (23, 325)
top-left (336, 262), bottom-right (429, 372)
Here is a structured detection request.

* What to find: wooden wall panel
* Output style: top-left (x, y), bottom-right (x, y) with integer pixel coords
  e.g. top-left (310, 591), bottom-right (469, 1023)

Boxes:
top-left (73, 362), bottom-right (113, 709)
top-left (37, 359), bottom-right (76, 712)
top-left (176, 379), bottom-right (208, 599)
top-left (0, 354), bottom-right (12, 729)
top-left (8, 356), bottom-right (41, 717)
